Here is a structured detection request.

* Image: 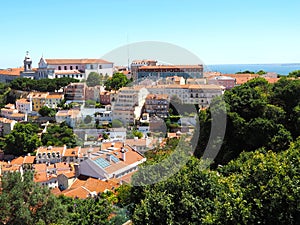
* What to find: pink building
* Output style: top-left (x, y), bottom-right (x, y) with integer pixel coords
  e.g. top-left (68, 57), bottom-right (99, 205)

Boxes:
top-left (208, 76), bottom-right (236, 90)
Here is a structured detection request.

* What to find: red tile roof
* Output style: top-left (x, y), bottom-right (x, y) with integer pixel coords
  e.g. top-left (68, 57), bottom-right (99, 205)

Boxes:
top-left (139, 65), bottom-right (203, 70)
top-left (11, 157), bottom-right (24, 165)
top-left (45, 59), bottom-right (112, 65)
top-left (0, 68), bottom-right (22, 76)
top-left (23, 156), bottom-right (35, 164)
top-left (61, 177), bottom-right (119, 199)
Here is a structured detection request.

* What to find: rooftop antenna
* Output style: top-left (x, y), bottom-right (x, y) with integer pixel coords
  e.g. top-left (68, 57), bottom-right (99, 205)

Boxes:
top-left (127, 33), bottom-right (130, 70)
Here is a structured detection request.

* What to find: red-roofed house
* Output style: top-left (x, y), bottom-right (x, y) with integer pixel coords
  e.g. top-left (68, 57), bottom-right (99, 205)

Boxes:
top-left (78, 143), bottom-right (146, 181)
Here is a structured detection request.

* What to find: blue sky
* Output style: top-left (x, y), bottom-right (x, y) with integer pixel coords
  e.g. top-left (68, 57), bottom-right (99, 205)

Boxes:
top-left (1, 0), bottom-right (300, 68)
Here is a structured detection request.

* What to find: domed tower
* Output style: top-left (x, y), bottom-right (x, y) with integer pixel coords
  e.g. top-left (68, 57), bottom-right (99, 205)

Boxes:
top-left (24, 51), bottom-right (32, 72)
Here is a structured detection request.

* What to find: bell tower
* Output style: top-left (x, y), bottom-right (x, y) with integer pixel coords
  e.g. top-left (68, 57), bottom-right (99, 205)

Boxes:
top-left (24, 51), bottom-right (32, 72)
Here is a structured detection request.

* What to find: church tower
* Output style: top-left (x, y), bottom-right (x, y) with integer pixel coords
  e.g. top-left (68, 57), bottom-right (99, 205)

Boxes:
top-left (24, 51), bottom-right (32, 72)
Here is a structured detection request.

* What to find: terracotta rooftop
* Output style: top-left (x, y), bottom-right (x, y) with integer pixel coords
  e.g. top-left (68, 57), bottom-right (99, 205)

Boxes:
top-left (0, 68), bottom-right (22, 76)
top-left (28, 92), bottom-right (48, 99)
top-left (55, 162), bottom-right (71, 171)
top-left (11, 157), bottom-right (24, 165)
top-left (9, 113), bottom-right (25, 118)
top-left (5, 104), bottom-right (15, 109)
top-left (56, 109), bottom-right (81, 119)
top-left (146, 94), bottom-right (169, 100)
top-left (61, 177), bottom-right (119, 199)
top-left (1, 164), bottom-right (20, 172)
top-left (34, 164), bottom-right (47, 172)
top-left (45, 59), bottom-right (113, 65)
top-left (264, 77), bottom-right (280, 84)
top-left (16, 98), bottom-right (31, 104)
top-left (125, 139), bottom-right (148, 147)
top-left (139, 65), bottom-right (203, 70)
top-left (46, 93), bottom-right (64, 99)
top-left (63, 186), bottom-right (90, 199)
top-left (23, 155), bottom-right (35, 164)
top-left (0, 117), bottom-right (16, 124)
top-left (55, 70), bottom-right (82, 75)
top-left (36, 146), bottom-right (65, 155)
top-left (51, 187), bottom-right (62, 195)
top-left (63, 147), bottom-right (80, 157)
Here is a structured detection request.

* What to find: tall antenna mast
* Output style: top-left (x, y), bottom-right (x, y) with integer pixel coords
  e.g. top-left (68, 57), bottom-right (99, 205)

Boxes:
top-left (127, 33), bottom-right (130, 70)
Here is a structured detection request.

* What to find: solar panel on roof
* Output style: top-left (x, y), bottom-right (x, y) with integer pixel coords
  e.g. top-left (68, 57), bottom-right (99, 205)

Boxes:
top-left (111, 155), bottom-right (120, 163)
top-left (94, 158), bottom-right (110, 168)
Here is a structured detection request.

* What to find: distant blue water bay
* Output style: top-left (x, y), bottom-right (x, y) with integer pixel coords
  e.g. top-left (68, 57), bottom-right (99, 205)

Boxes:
top-left (205, 64), bottom-right (300, 75)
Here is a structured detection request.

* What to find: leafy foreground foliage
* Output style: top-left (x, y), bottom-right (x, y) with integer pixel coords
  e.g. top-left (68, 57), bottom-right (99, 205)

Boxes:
top-left (196, 77), bottom-right (300, 165)
top-left (0, 172), bottom-right (66, 225)
top-left (130, 140), bottom-right (300, 225)
top-left (0, 172), bottom-right (114, 225)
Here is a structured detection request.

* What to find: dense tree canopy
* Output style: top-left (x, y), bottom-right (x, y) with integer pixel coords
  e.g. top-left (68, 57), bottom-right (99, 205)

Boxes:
top-left (86, 72), bottom-right (101, 87)
top-left (288, 70), bottom-right (300, 77)
top-left (38, 106), bottom-right (56, 117)
top-left (104, 73), bottom-right (129, 91)
top-left (0, 172), bottom-right (67, 225)
top-left (130, 141), bottom-right (300, 225)
top-left (0, 83), bottom-right (11, 108)
top-left (10, 77), bottom-right (79, 92)
top-left (0, 172), bottom-right (115, 225)
top-left (41, 122), bottom-right (77, 147)
top-left (59, 195), bottom-right (112, 225)
top-left (4, 123), bottom-right (42, 156)
top-left (195, 77), bottom-right (296, 165)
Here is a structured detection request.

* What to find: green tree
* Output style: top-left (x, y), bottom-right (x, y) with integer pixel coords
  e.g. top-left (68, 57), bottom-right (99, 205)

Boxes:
top-left (4, 123), bottom-right (42, 156)
top-left (256, 70), bottom-right (267, 75)
top-left (236, 70), bottom-right (255, 74)
top-left (86, 72), bottom-right (101, 87)
top-left (104, 73), bottom-right (129, 91)
top-left (132, 130), bottom-right (143, 139)
top-left (41, 122), bottom-right (77, 147)
top-left (83, 115), bottom-right (92, 124)
top-left (211, 145), bottom-right (300, 225)
top-left (64, 195), bottom-right (112, 225)
top-left (131, 144), bottom-right (300, 225)
top-left (10, 77), bottom-right (78, 92)
top-left (38, 106), bottom-right (56, 117)
top-left (288, 70), bottom-right (300, 77)
top-left (0, 172), bottom-right (67, 225)
top-left (112, 119), bottom-right (123, 128)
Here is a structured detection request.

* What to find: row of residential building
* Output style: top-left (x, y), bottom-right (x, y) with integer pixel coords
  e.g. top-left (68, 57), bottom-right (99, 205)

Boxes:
top-left (0, 141), bottom-right (146, 198)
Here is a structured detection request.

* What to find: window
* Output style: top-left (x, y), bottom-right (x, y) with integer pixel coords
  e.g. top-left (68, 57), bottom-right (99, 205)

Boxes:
top-left (64, 66), bottom-right (67, 70)
top-left (99, 65), bottom-right (102, 69)
top-left (58, 66), bottom-right (61, 70)
top-left (76, 66), bottom-right (78, 70)
top-left (90, 65), bottom-right (94, 69)
top-left (70, 66), bottom-right (73, 70)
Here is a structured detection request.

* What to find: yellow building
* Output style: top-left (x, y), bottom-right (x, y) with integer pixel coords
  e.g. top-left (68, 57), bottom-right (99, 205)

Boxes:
top-left (27, 92), bottom-right (48, 112)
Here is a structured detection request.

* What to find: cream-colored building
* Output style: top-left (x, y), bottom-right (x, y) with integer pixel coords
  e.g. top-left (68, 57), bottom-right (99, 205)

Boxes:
top-left (146, 84), bottom-right (224, 109)
top-left (45, 93), bottom-right (64, 109)
top-left (112, 86), bottom-right (149, 124)
top-left (0, 117), bottom-right (17, 136)
top-left (16, 98), bottom-right (32, 114)
top-left (27, 92), bottom-right (64, 112)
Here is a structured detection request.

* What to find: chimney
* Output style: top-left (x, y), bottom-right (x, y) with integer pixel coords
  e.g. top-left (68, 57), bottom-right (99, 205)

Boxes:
top-left (106, 154), bottom-right (112, 162)
top-left (74, 163), bottom-right (80, 178)
top-left (121, 148), bottom-right (126, 162)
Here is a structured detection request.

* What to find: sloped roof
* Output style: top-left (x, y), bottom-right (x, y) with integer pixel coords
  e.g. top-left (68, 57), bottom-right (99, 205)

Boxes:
top-left (45, 59), bottom-right (113, 65)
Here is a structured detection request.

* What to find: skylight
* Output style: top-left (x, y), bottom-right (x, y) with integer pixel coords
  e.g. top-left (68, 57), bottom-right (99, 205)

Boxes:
top-left (94, 158), bottom-right (110, 168)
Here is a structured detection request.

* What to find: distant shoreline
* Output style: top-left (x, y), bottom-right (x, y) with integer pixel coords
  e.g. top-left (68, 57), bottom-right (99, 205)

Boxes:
top-left (205, 63), bottom-right (300, 75)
